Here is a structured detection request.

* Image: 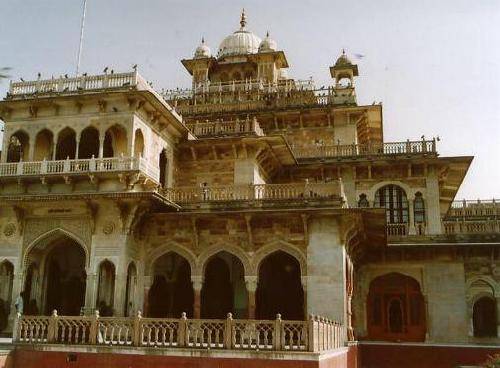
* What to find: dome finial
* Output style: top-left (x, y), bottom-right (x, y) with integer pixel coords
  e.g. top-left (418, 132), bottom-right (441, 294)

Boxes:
top-left (240, 8), bottom-right (247, 29)
top-left (342, 48), bottom-right (346, 55)
top-left (266, 31), bottom-right (270, 37)
top-left (201, 36), bottom-right (205, 44)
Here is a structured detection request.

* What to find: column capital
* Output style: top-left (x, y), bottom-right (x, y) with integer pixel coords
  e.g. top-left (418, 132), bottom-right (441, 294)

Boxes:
top-left (191, 275), bottom-right (203, 291)
top-left (244, 275), bottom-right (258, 292)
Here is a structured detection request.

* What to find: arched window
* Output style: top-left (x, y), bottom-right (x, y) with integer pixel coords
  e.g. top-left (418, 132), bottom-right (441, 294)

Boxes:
top-left (7, 131), bottom-right (29, 162)
top-left (414, 192), bottom-right (425, 223)
top-left (473, 296), bottom-right (497, 337)
top-left (375, 185), bottom-right (409, 224)
top-left (367, 273), bottom-right (426, 342)
top-left (358, 194), bottom-right (369, 208)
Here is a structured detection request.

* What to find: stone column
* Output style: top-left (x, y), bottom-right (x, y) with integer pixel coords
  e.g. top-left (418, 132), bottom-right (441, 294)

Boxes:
top-left (245, 276), bottom-right (257, 319)
top-left (306, 216), bottom-right (346, 322)
top-left (142, 275), bottom-right (152, 316)
top-left (113, 273), bottom-right (127, 317)
top-left (98, 133), bottom-right (105, 158)
top-left (28, 138), bottom-right (35, 161)
top-left (52, 136), bottom-right (57, 160)
top-left (84, 272), bottom-right (98, 314)
top-left (191, 276), bottom-right (203, 319)
top-left (408, 199), bottom-right (416, 235)
top-left (426, 165), bottom-right (442, 234)
top-left (340, 167), bottom-right (356, 207)
top-left (75, 138), bottom-right (80, 159)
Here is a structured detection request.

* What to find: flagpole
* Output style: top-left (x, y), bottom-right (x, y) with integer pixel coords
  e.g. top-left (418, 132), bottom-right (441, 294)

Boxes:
top-left (76, 0), bottom-right (88, 76)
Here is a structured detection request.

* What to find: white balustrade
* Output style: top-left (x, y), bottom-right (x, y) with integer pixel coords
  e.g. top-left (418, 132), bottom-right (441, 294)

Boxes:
top-left (0, 156), bottom-right (158, 182)
top-left (13, 312), bottom-right (343, 353)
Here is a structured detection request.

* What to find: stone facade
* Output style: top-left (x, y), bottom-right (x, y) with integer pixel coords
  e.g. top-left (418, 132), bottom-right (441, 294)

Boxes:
top-left (0, 12), bottom-right (498, 356)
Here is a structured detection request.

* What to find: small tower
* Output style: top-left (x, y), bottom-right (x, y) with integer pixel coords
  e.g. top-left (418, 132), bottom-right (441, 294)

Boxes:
top-left (330, 50), bottom-right (359, 105)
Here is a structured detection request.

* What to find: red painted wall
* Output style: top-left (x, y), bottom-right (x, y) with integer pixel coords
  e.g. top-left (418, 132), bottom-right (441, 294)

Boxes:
top-left (359, 343), bottom-right (500, 368)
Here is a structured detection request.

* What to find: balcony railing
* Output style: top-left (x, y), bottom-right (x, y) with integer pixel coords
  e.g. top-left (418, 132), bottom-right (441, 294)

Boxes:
top-left (293, 139), bottom-right (437, 160)
top-left (187, 117), bottom-right (264, 138)
top-left (0, 156), bottom-right (159, 182)
top-left (14, 312), bottom-right (346, 353)
top-left (8, 71), bottom-right (144, 97)
top-left (448, 199), bottom-right (500, 218)
top-left (163, 79), bottom-right (317, 100)
top-left (163, 182), bottom-right (342, 204)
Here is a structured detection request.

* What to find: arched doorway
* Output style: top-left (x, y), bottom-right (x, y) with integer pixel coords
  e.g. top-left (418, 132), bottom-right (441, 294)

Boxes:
top-left (124, 262), bottom-right (137, 317)
top-left (34, 129), bottom-right (54, 161)
top-left (25, 234), bottom-right (87, 316)
top-left (6, 131), bottom-right (29, 162)
top-left (96, 260), bottom-right (115, 316)
top-left (256, 251), bottom-right (304, 320)
top-left (367, 273), bottom-right (426, 342)
top-left (0, 261), bottom-right (13, 331)
top-left (148, 252), bottom-right (193, 318)
top-left (78, 127), bottom-right (100, 159)
top-left (55, 128), bottom-right (77, 160)
top-left (103, 125), bottom-right (127, 158)
top-left (201, 251), bottom-right (247, 319)
top-left (473, 296), bottom-right (497, 337)
top-left (134, 129), bottom-right (145, 158)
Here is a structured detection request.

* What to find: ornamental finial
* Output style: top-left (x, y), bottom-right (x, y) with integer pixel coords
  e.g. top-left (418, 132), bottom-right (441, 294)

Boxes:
top-left (240, 8), bottom-right (247, 29)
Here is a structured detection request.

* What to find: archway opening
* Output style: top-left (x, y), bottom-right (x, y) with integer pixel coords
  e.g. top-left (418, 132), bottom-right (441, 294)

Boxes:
top-left (367, 273), bottom-right (426, 342)
top-left (0, 261), bottom-right (13, 331)
top-left (159, 149), bottom-right (168, 188)
top-left (124, 262), bottom-right (137, 317)
top-left (7, 131), bottom-right (29, 162)
top-left (103, 124), bottom-right (127, 158)
top-left (473, 296), bottom-right (497, 337)
top-left (78, 127), bottom-right (100, 159)
top-left (134, 129), bottom-right (145, 158)
top-left (55, 128), bottom-right (77, 160)
top-left (25, 234), bottom-right (86, 316)
top-left (201, 251), bottom-right (247, 319)
top-left (148, 252), bottom-right (193, 318)
top-left (34, 129), bottom-right (54, 161)
top-left (256, 251), bottom-right (304, 320)
top-left (96, 260), bottom-right (115, 316)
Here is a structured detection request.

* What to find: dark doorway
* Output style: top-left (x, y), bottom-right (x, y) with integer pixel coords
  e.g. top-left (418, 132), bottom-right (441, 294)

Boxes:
top-left (473, 296), bottom-right (497, 337)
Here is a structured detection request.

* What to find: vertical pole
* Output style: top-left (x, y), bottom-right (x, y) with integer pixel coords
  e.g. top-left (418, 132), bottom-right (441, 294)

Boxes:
top-left (76, 0), bottom-right (88, 76)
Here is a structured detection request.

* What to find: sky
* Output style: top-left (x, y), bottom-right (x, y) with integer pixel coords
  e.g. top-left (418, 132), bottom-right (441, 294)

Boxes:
top-left (0, 0), bottom-right (499, 199)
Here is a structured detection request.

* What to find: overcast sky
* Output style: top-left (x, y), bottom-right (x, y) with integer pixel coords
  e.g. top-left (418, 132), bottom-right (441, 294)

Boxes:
top-left (0, 0), bottom-right (499, 199)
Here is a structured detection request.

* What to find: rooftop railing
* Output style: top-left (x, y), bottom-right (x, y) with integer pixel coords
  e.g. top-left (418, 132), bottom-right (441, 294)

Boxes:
top-left (162, 182), bottom-right (343, 205)
top-left (448, 199), bottom-right (500, 217)
top-left (0, 156), bottom-right (159, 183)
top-left (187, 117), bottom-right (264, 138)
top-left (294, 139), bottom-right (437, 160)
top-left (14, 311), bottom-right (346, 353)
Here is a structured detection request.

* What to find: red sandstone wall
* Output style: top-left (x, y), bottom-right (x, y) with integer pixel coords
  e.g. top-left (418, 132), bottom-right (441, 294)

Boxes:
top-left (359, 343), bottom-right (499, 368)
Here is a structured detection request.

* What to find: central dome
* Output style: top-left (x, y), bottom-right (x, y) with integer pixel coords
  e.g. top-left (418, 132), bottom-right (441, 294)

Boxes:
top-left (217, 10), bottom-right (262, 59)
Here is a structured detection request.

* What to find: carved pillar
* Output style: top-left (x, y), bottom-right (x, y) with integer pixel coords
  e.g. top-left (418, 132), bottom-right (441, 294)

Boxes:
top-left (191, 275), bottom-right (203, 319)
top-left (408, 199), bottom-right (416, 235)
top-left (301, 275), bottom-right (308, 318)
top-left (245, 276), bottom-right (257, 319)
top-left (28, 138), bottom-right (35, 161)
top-left (75, 138), bottom-right (80, 159)
top-left (52, 136), bottom-right (57, 160)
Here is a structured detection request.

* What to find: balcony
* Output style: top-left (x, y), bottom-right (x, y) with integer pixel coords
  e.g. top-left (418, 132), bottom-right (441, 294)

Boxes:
top-left (187, 117), bottom-right (264, 138)
top-left (162, 182), bottom-right (344, 210)
top-left (14, 312), bottom-right (346, 353)
top-left (294, 139), bottom-right (438, 161)
top-left (0, 156), bottom-right (159, 183)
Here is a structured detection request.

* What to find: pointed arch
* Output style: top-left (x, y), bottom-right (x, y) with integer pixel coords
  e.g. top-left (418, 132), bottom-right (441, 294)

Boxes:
top-left (23, 228), bottom-right (89, 269)
top-left (196, 243), bottom-right (251, 276)
top-left (252, 240), bottom-right (306, 276)
top-left (146, 242), bottom-right (197, 276)
top-left (466, 276), bottom-right (499, 297)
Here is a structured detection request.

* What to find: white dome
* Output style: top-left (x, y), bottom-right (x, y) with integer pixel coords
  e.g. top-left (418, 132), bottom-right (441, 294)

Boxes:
top-left (259, 32), bottom-right (277, 52)
top-left (217, 10), bottom-right (262, 59)
top-left (194, 38), bottom-right (211, 58)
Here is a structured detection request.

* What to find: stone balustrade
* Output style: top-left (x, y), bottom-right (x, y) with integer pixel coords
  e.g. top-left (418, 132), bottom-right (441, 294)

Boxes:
top-left (8, 71), bottom-right (141, 97)
top-left (187, 117), bottom-right (264, 138)
top-left (13, 312), bottom-right (346, 353)
top-left (294, 139), bottom-right (438, 160)
top-left (0, 156), bottom-right (159, 183)
top-left (163, 182), bottom-right (343, 204)
top-left (448, 199), bottom-right (500, 218)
